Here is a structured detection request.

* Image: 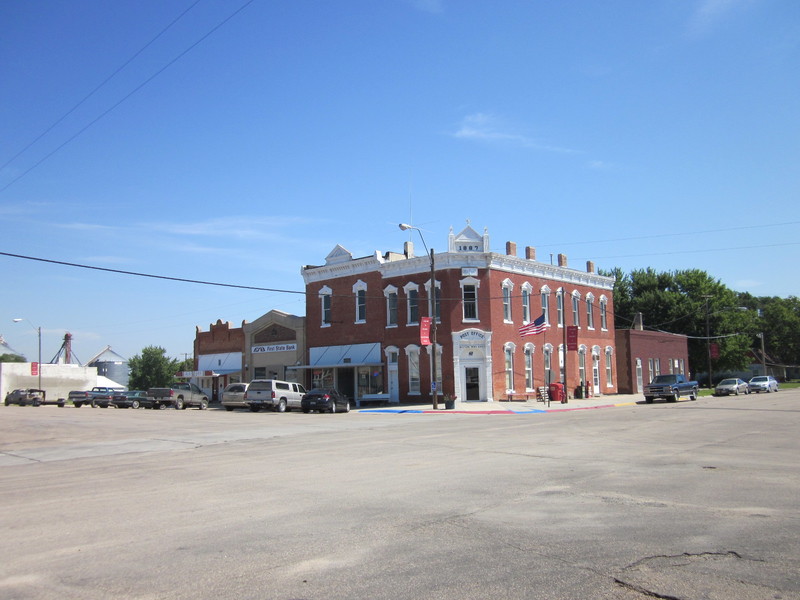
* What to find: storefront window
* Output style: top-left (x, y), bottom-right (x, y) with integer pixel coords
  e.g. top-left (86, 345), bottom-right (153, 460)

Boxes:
top-left (312, 369), bottom-right (334, 389)
top-left (357, 366), bottom-right (383, 396)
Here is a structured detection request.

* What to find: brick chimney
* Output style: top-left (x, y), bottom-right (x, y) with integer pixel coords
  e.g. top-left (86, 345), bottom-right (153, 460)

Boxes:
top-left (506, 241), bottom-right (517, 256)
top-left (525, 246), bottom-right (536, 260)
top-left (558, 253), bottom-right (568, 267)
top-left (586, 260), bottom-right (595, 273)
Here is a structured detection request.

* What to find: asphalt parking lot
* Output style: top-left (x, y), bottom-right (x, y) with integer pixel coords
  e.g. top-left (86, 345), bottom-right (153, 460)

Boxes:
top-left (1, 390), bottom-right (798, 599)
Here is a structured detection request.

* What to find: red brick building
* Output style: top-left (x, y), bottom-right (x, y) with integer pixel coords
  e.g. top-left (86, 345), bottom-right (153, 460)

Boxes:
top-left (615, 322), bottom-right (690, 394)
top-left (300, 224), bottom-right (618, 405)
top-left (190, 319), bottom-right (246, 401)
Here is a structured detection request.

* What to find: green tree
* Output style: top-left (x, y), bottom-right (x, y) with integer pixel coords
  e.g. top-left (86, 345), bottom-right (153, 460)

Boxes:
top-left (176, 357), bottom-right (194, 373)
top-left (604, 268), bottom-right (757, 380)
top-left (128, 346), bottom-right (180, 390)
top-left (0, 353), bottom-right (26, 363)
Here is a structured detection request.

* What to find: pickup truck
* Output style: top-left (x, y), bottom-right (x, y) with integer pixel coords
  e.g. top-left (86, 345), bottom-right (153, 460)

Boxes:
top-left (70, 386), bottom-right (126, 408)
top-left (145, 383), bottom-right (209, 410)
top-left (643, 374), bottom-right (699, 403)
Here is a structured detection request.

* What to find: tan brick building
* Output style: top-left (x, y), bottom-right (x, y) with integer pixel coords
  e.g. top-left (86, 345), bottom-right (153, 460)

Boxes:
top-left (300, 223), bottom-right (618, 405)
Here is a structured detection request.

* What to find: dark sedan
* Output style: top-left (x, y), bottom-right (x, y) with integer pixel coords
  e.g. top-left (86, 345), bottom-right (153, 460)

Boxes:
top-left (111, 390), bottom-right (148, 409)
top-left (301, 388), bottom-right (351, 413)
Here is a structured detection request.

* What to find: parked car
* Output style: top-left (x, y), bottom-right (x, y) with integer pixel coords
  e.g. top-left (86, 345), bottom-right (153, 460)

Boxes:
top-left (301, 388), bottom-right (351, 413)
top-left (244, 379), bottom-right (307, 412)
top-left (145, 383), bottom-right (209, 410)
top-left (714, 378), bottom-right (750, 396)
top-left (221, 383), bottom-right (249, 411)
top-left (748, 375), bottom-right (779, 393)
top-left (111, 390), bottom-right (148, 409)
top-left (70, 386), bottom-right (125, 408)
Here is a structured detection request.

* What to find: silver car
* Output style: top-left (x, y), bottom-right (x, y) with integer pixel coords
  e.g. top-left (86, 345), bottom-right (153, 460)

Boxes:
top-left (714, 378), bottom-right (750, 396)
top-left (748, 375), bottom-right (779, 393)
top-left (221, 383), bottom-right (249, 411)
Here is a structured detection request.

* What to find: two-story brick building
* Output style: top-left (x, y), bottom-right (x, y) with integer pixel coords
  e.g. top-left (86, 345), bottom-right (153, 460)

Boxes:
top-left (299, 223), bottom-right (618, 405)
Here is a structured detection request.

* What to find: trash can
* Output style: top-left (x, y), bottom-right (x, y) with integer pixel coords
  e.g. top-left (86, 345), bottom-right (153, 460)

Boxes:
top-left (575, 384), bottom-right (583, 399)
top-left (549, 382), bottom-right (566, 404)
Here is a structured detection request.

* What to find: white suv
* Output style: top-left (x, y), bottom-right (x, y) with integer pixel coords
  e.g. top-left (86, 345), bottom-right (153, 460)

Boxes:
top-left (244, 379), bottom-right (307, 412)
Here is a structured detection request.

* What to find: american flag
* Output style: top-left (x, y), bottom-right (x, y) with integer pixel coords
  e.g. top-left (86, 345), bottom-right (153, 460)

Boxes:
top-left (518, 314), bottom-right (547, 337)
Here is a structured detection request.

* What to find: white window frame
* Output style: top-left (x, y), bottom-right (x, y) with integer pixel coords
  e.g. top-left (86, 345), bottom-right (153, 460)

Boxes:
top-left (405, 344), bottom-right (421, 394)
top-left (353, 280), bottom-right (367, 324)
top-left (404, 282), bottom-right (420, 325)
top-left (521, 282), bottom-right (532, 324)
top-left (502, 279), bottom-right (514, 323)
top-left (424, 278), bottom-right (442, 322)
top-left (578, 345), bottom-right (587, 387)
top-left (544, 343), bottom-right (553, 385)
top-left (586, 293), bottom-right (595, 330)
top-left (600, 296), bottom-right (608, 330)
top-left (460, 277), bottom-right (480, 322)
top-left (605, 347), bottom-right (614, 387)
top-left (572, 291), bottom-right (581, 327)
top-left (384, 285), bottom-right (398, 328)
top-left (524, 343), bottom-right (535, 391)
top-left (319, 285), bottom-right (332, 328)
top-left (504, 342), bottom-right (516, 392)
top-left (541, 286), bottom-right (551, 325)
top-left (556, 289), bottom-right (565, 327)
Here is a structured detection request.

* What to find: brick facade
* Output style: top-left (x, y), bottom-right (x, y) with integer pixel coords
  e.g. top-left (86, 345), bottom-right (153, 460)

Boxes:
top-left (615, 328), bottom-right (690, 394)
top-left (301, 224), bottom-right (618, 404)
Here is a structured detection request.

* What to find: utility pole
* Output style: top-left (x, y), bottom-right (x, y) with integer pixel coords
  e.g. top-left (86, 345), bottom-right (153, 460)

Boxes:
top-left (702, 295), bottom-right (713, 388)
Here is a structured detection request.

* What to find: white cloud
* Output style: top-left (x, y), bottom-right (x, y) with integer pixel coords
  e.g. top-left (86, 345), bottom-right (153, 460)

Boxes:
top-left (452, 113), bottom-right (577, 154)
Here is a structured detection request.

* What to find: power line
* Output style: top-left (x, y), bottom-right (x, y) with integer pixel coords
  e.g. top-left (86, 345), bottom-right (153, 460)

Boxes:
top-left (0, 251), bottom-right (303, 295)
top-left (0, 0), bottom-right (203, 174)
top-left (0, 0), bottom-right (258, 194)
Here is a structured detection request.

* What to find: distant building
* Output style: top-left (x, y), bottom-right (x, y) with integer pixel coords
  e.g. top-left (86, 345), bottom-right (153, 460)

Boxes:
top-left (300, 223), bottom-right (618, 405)
top-left (86, 346), bottom-right (129, 388)
top-left (615, 315), bottom-right (690, 394)
top-left (244, 310), bottom-right (305, 383)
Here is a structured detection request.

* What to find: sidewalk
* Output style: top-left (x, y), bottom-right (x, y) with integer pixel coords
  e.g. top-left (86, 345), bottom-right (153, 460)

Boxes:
top-left (359, 393), bottom-right (644, 414)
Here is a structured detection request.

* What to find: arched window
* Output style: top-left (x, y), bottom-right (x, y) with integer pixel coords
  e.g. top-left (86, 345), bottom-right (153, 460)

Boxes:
top-left (502, 279), bottom-right (514, 322)
top-left (524, 343), bottom-right (535, 391)
top-left (504, 342), bottom-right (516, 392)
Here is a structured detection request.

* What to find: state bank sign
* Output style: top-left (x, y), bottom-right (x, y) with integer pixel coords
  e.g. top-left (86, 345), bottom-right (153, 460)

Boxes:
top-left (252, 343), bottom-right (298, 354)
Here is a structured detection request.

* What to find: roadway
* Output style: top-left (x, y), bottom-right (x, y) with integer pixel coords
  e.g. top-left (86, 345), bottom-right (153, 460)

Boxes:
top-left (1, 390), bottom-right (798, 599)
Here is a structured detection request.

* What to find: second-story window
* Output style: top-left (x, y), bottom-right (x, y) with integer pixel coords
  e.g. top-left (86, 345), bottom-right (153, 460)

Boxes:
top-left (461, 277), bottom-right (480, 321)
top-left (541, 287), bottom-right (550, 325)
top-left (600, 297), bottom-right (608, 330)
top-left (386, 289), bottom-right (398, 326)
top-left (521, 284), bottom-right (531, 323)
top-left (572, 292), bottom-right (580, 327)
top-left (404, 282), bottom-right (420, 325)
top-left (353, 280), bottom-right (367, 324)
top-left (319, 286), bottom-right (332, 327)
top-left (556, 290), bottom-right (564, 327)
top-left (502, 279), bottom-right (513, 322)
top-left (586, 294), bottom-right (595, 329)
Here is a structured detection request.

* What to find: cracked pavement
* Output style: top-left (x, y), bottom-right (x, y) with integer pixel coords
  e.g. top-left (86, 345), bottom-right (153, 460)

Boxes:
top-left (1, 391), bottom-right (799, 599)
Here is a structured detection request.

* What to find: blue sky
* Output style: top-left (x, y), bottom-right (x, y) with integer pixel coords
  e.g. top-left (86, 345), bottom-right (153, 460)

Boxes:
top-left (1, 0), bottom-right (798, 364)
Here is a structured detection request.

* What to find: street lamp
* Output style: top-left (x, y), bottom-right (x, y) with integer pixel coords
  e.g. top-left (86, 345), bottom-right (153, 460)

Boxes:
top-left (12, 318), bottom-right (42, 390)
top-left (399, 223), bottom-right (439, 409)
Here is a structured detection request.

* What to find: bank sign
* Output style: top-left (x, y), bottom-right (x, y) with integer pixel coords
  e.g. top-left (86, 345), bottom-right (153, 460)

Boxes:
top-left (252, 343), bottom-right (297, 354)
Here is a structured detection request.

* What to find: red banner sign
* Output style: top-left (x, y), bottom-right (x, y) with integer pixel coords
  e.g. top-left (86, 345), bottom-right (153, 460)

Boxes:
top-left (31, 362), bottom-right (39, 376)
top-left (420, 317), bottom-right (432, 346)
top-left (566, 326), bottom-right (579, 351)
top-left (710, 343), bottom-right (719, 359)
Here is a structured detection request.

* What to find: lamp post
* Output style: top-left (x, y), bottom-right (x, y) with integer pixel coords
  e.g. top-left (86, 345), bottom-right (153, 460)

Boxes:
top-left (399, 223), bottom-right (439, 409)
top-left (13, 318), bottom-right (42, 390)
